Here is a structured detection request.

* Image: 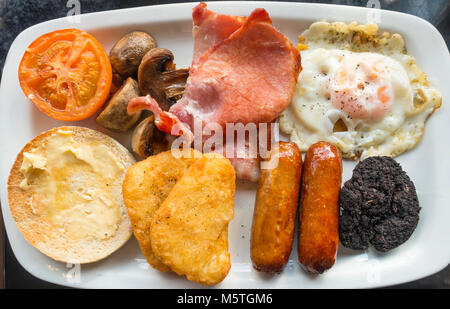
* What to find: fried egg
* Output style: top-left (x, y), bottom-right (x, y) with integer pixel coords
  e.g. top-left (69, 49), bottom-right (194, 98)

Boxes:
top-left (280, 22), bottom-right (442, 159)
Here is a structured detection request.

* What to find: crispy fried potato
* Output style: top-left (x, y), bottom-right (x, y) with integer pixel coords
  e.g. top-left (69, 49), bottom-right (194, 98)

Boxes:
top-left (122, 148), bottom-right (200, 271)
top-left (150, 153), bottom-right (236, 285)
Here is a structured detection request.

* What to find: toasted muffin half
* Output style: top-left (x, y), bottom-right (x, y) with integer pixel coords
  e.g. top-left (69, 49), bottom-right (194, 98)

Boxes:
top-left (8, 126), bottom-right (135, 264)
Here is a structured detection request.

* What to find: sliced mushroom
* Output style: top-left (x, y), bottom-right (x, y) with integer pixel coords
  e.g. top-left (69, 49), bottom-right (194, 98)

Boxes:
top-left (138, 48), bottom-right (189, 111)
top-left (110, 31), bottom-right (157, 78)
top-left (96, 77), bottom-right (141, 132)
top-left (131, 115), bottom-right (176, 159)
top-left (110, 67), bottom-right (124, 94)
top-left (162, 69), bottom-right (190, 104)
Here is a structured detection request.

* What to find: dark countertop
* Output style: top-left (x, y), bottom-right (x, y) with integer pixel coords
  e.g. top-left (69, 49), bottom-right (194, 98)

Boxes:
top-left (0, 0), bottom-right (449, 289)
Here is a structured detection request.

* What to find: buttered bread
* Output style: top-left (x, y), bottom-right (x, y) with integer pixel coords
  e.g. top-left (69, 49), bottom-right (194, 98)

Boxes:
top-left (8, 126), bottom-right (135, 263)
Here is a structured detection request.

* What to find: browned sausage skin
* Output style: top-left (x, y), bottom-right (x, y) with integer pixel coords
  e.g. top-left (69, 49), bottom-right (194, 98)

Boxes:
top-left (298, 141), bottom-right (342, 274)
top-left (251, 142), bottom-right (302, 273)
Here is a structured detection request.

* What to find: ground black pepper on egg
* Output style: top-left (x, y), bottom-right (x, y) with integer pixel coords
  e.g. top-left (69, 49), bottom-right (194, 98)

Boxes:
top-left (339, 156), bottom-right (420, 252)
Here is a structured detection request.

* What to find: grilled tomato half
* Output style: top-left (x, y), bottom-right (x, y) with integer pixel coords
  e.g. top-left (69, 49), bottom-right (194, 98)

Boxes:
top-left (18, 29), bottom-right (112, 121)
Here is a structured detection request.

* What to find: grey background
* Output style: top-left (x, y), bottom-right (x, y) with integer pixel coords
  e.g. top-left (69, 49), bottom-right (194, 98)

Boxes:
top-left (0, 0), bottom-right (449, 289)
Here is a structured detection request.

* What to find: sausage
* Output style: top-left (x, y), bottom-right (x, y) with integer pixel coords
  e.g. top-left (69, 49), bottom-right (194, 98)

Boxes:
top-left (298, 142), bottom-right (342, 274)
top-left (251, 142), bottom-right (302, 273)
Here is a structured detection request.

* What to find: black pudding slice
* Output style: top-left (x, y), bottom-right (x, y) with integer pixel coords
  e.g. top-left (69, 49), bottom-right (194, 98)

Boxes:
top-left (339, 157), bottom-right (420, 252)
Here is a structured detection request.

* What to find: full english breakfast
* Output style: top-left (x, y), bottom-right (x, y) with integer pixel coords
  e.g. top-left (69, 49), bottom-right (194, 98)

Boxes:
top-left (6, 2), bottom-right (443, 286)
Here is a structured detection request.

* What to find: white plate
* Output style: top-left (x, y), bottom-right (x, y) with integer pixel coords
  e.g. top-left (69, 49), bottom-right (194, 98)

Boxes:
top-left (1, 1), bottom-right (449, 289)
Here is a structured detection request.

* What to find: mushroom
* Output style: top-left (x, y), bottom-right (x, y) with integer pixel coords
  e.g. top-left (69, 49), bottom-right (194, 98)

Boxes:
top-left (109, 31), bottom-right (157, 78)
top-left (131, 115), bottom-right (176, 159)
top-left (110, 67), bottom-right (124, 95)
top-left (96, 77), bottom-right (141, 132)
top-left (138, 48), bottom-right (189, 111)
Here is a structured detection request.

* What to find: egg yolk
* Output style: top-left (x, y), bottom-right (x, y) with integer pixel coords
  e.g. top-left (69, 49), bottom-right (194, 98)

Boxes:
top-left (330, 54), bottom-right (393, 122)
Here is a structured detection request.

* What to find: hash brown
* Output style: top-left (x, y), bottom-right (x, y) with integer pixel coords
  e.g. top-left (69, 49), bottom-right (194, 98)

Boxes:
top-left (150, 153), bottom-right (236, 285)
top-left (122, 148), bottom-right (200, 271)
